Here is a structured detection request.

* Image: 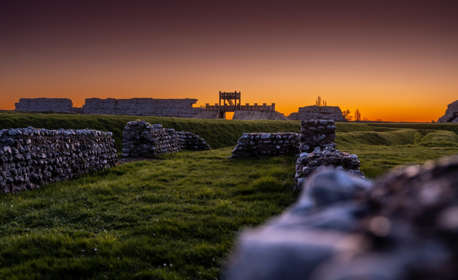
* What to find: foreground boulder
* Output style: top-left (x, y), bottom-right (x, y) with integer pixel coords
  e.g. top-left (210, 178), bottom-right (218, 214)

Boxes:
top-left (224, 155), bottom-right (458, 280)
top-left (438, 100), bottom-right (458, 122)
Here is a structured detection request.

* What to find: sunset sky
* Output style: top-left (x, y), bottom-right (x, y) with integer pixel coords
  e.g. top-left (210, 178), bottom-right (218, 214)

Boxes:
top-left (1, 0), bottom-right (457, 121)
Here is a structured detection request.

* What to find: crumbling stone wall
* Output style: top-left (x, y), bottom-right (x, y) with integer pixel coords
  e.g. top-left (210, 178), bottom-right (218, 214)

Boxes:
top-left (15, 98), bottom-right (74, 113)
top-left (224, 155), bottom-right (458, 280)
top-left (122, 120), bottom-right (210, 158)
top-left (0, 128), bottom-right (117, 193)
top-left (295, 120), bottom-right (361, 188)
top-left (299, 119), bottom-right (335, 152)
top-left (438, 100), bottom-right (458, 122)
top-left (176, 131), bottom-right (211, 151)
top-left (122, 121), bottom-right (181, 158)
top-left (82, 98), bottom-right (202, 117)
top-left (288, 105), bottom-right (346, 121)
top-left (231, 133), bottom-right (300, 158)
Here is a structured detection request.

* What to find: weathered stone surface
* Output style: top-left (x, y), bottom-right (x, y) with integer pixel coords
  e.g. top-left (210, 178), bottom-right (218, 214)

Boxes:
top-left (122, 120), bottom-right (210, 158)
top-left (232, 111), bottom-right (287, 120)
top-left (0, 127), bottom-right (117, 193)
top-left (231, 133), bottom-right (300, 158)
top-left (288, 106), bottom-right (346, 122)
top-left (438, 100), bottom-right (458, 122)
top-left (224, 155), bottom-right (458, 280)
top-left (15, 98), bottom-right (74, 113)
top-left (176, 131), bottom-right (211, 151)
top-left (83, 98), bottom-right (202, 117)
top-left (299, 119), bottom-right (336, 152)
top-left (122, 121), bottom-right (181, 158)
top-left (295, 119), bottom-right (361, 188)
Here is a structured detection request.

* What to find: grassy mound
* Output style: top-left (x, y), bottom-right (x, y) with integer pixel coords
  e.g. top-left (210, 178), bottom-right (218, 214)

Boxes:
top-left (336, 129), bottom-right (420, 146)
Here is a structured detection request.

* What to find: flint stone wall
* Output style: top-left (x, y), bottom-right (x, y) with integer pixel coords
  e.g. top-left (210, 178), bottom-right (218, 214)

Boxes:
top-left (288, 105), bottom-right (346, 121)
top-left (15, 98), bottom-right (74, 113)
top-left (299, 119), bottom-right (336, 153)
top-left (0, 128), bottom-right (117, 193)
top-left (295, 119), bottom-right (361, 188)
top-left (176, 131), bottom-right (211, 151)
top-left (231, 133), bottom-right (300, 158)
top-left (225, 155), bottom-right (458, 280)
top-left (438, 100), bottom-right (458, 122)
top-left (82, 98), bottom-right (202, 117)
top-left (122, 120), bottom-right (210, 158)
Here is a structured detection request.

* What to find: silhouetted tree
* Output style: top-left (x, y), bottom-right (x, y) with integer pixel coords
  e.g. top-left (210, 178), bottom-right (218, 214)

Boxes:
top-left (342, 109), bottom-right (352, 121)
top-left (315, 96), bottom-right (322, 106)
top-left (354, 109), bottom-right (361, 122)
top-left (315, 96), bottom-right (328, 107)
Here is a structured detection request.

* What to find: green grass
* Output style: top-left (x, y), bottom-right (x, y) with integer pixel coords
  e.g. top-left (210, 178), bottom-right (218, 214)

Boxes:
top-left (0, 113), bottom-right (457, 279)
top-left (0, 112), bottom-right (301, 149)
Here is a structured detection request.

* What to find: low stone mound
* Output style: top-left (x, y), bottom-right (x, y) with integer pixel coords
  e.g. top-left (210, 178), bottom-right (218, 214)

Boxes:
top-left (224, 155), bottom-right (458, 280)
top-left (176, 131), bottom-right (211, 151)
top-left (0, 127), bottom-right (117, 193)
top-left (231, 132), bottom-right (300, 158)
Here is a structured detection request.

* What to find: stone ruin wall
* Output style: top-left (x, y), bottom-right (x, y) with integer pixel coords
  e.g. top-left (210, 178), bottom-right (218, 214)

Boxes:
top-left (122, 120), bottom-right (210, 158)
top-left (0, 127), bottom-right (117, 193)
top-left (224, 155), bottom-right (458, 280)
top-left (438, 100), bottom-right (458, 122)
top-left (15, 98), bottom-right (75, 113)
top-left (231, 132), bottom-right (300, 158)
top-left (82, 98), bottom-right (203, 117)
top-left (230, 119), bottom-right (361, 186)
top-left (15, 98), bottom-right (204, 118)
top-left (288, 105), bottom-right (346, 122)
top-left (232, 111), bottom-right (287, 121)
top-left (295, 119), bottom-right (361, 188)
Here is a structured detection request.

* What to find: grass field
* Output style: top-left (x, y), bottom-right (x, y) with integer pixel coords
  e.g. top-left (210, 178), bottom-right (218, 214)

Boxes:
top-left (0, 113), bottom-right (457, 279)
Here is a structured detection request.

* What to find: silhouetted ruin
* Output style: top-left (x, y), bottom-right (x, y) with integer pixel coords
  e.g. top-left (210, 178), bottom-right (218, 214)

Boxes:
top-left (438, 100), bottom-right (458, 122)
top-left (14, 91), bottom-right (286, 120)
top-left (288, 105), bottom-right (346, 121)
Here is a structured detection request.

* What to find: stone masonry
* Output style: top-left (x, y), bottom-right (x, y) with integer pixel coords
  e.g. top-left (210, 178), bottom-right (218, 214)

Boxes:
top-left (82, 98), bottom-right (202, 117)
top-left (295, 120), bottom-right (361, 188)
top-left (224, 155), bottom-right (458, 280)
top-left (288, 105), bottom-right (346, 121)
top-left (15, 98), bottom-right (75, 113)
top-left (0, 127), bottom-right (117, 193)
top-left (176, 131), bottom-right (211, 151)
top-left (122, 120), bottom-right (210, 158)
top-left (231, 133), bottom-right (300, 158)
